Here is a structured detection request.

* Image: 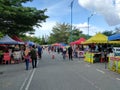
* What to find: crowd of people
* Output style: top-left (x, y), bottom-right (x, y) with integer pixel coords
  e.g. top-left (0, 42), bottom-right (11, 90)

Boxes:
top-left (0, 44), bottom-right (43, 70)
top-left (0, 43), bottom-right (114, 70)
top-left (47, 45), bottom-right (77, 61)
top-left (46, 43), bottom-right (114, 63)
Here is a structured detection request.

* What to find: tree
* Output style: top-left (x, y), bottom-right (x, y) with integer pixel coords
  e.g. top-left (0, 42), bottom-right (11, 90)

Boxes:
top-left (0, 32), bottom-right (4, 38)
top-left (49, 23), bottom-right (70, 44)
top-left (70, 27), bottom-right (83, 42)
top-left (0, 0), bottom-right (48, 36)
top-left (21, 35), bottom-right (42, 45)
top-left (41, 35), bottom-right (46, 45)
top-left (102, 30), bottom-right (115, 36)
top-left (114, 27), bottom-right (120, 34)
top-left (49, 23), bottom-right (83, 44)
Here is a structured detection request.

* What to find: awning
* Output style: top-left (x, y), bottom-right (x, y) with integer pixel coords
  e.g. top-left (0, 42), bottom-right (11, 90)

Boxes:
top-left (0, 35), bottom-right (23, 44)
top-left (108, 33), bottom-right (120, 41)
top-left (82, 33), bottom-right (120, 44)
top-left (70, 38), bottom-right (86, 45)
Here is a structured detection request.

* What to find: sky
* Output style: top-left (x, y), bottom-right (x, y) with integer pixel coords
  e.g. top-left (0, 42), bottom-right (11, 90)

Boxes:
top-left (23, 0), bottom-right (120, 37)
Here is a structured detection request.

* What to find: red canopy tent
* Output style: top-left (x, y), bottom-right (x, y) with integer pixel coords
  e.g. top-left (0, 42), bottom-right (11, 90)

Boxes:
top-left (0, 44), bottom-right (7, 46)
top-left (70, 38), bottom-right (86, 45)
top-left (52, 43), bottom-right (61, 46)
top-left (12, 35), bottom-right (23, 42)
top-left (70, 42), bottom-right (75, 45)
top-left (12, 35), bottom-right (24, 44)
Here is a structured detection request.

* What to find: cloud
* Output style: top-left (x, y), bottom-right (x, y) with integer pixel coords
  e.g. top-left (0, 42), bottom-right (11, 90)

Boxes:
top-left (74, 22), bottom-right (105, 36)
top-left (78, 0), bottom-right (120, 26)
top-left (34, 21), bottom-right (105, 37)
top-left (75, 22), bottom-right (88, 28)
top-left (34, 21), bottom-right (56, 37)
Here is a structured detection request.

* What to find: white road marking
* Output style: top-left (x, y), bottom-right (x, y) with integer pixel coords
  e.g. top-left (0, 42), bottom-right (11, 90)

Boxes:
top-left (20, 60), bottom-right (39, 90)
top-left (116, 78), bottom-right (120, 80)
top-left (96, 69), bottom-right (105, 74)
top-left (77, 73), bottom-right (102, 90)
top-left (25, 60), bottom-right (39, 90)
top-left (19, 70), bottom-right (32, 90)
top-left (25, 68), bottom-right (36, 90)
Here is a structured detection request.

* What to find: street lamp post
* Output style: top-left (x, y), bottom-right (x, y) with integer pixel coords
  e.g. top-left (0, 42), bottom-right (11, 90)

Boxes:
top-left (87, 14), bottom-right (94, 39)
top-left (87, 13), bottom-right (95, 64)
top-left (70, 0), bottom-right (74, 42)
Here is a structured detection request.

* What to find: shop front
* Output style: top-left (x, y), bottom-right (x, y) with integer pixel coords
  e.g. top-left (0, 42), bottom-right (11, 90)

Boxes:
top-left (82, 33), bottom-right (119, 64)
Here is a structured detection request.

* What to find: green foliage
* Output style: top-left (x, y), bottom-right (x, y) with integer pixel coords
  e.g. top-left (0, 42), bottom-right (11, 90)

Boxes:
top-left (49, 23), bottom-right (70, 44)
top-left (0, 32), bottom-right (3, 37)
top-left (48, 23), bottom-right (85, 44)
top-left (114, 27), bottom-right (120, 34)
top-left (70, 27), bottom-right (84, 42)
top-left (0, 0), bottom-right (48, 36)
top-left (41, 35), bottom-right (46, 45)
top-left (21, 35), bottom-right (42, 45)
top-left (102, 30), bottom-right (115, 36)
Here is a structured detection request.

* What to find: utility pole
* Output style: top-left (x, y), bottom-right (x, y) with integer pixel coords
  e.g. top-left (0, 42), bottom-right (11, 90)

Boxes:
top-left (87, 13), bottom-right (94, 39)
top-left (70, 0), bottom-right (74, 42)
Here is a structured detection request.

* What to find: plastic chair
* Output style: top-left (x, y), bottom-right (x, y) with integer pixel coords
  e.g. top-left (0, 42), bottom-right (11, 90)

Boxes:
top-left (2, 53), bottom-right (11, 64)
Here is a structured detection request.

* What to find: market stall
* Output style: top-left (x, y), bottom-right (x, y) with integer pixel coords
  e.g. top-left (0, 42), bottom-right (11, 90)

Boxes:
top-left (0, 35), bottom-right (24, 64)
top-left (82, 33), bottom-right (115, 63)
top-left (70, 38), bottom-right (86, 58)
top-left (0, 35), bottom-right (22, 44)
top-left (108, 34), bottom-right (120, 73)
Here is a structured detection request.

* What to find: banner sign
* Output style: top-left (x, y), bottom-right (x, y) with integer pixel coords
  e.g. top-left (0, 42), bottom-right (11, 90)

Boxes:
top-left (78, 51), bottom-right (84, 58)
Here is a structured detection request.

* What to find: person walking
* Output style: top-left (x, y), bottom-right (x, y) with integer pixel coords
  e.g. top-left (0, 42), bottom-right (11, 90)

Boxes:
top-left (24, 46), bottom-right (30, 70)
top-left (38, 45), bottom-right (42, 59)
top-left (62, 47), bottom-right (67, 60)
top-left (30, 45), bottom-right (37, 68)
top-left (68, 45), bottom-right (73, 60)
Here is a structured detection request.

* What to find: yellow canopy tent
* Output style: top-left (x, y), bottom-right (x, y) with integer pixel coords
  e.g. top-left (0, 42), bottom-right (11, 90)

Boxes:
top-left (82, 32), bottom-right (120, 44)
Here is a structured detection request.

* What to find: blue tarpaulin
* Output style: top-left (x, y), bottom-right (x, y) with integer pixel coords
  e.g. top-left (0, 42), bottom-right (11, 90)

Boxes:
top-left (60, 43), bottom-right (68, 46)
top-left (25, 41), bottom-right (35, 46)
top-left (0, 35), bottom-right (22, 44)
top-left (108, 34), bottom-right (120, 41)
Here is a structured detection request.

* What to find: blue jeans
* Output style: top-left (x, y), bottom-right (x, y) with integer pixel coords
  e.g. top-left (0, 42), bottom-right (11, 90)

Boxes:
top-left (25, 59), bottom-right (29, 70)
top-left (63, 51), bottom-right (66, 59)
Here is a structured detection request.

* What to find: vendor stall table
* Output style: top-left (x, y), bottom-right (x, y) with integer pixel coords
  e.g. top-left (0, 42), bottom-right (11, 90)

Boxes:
top-left (84, 52), bottom-right (101, 63)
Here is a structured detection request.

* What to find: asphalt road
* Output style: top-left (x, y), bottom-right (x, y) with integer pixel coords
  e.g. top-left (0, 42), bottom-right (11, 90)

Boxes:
top-left (0, 49), bottom-right (120, 90)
